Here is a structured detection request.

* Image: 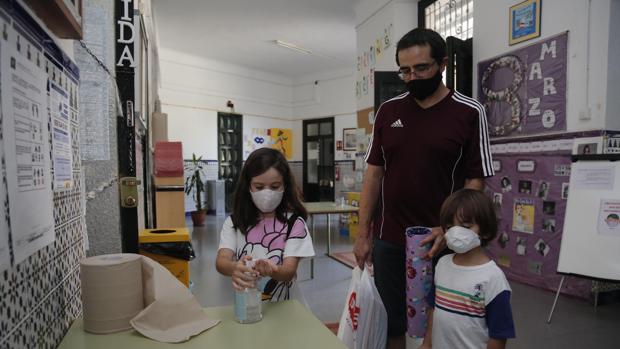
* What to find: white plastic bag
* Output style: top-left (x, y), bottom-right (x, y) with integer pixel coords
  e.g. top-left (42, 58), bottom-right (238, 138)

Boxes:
top-left (337, 266), bottom-right (388, 349)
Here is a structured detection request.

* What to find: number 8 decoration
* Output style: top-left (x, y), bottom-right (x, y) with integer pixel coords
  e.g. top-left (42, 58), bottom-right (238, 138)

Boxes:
top-left (481, 55), bottom-right (524, 137)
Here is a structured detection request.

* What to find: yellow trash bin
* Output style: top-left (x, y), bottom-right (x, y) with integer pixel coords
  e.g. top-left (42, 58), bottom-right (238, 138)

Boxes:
top-left (139, 228), bottom-right (192, 287)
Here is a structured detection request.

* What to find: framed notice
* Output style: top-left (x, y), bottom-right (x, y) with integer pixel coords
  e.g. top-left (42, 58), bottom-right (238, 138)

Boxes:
top-left (509, 0), bottom-right (541, 45)
top-left (343, 128), bottom-right (357, 151)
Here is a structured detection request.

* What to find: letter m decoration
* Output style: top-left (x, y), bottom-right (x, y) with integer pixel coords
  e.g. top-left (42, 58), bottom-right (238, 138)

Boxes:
top-left (347, 292), bottom-right (360, 330)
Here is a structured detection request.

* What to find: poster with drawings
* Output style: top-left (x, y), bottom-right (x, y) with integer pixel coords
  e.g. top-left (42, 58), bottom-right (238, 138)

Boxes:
top-left (485, 144), bottom-right (592, 298)
top-left (597, 199), bottom-right (620, 236)
top-left (1, 20), bottom-right (55, 264)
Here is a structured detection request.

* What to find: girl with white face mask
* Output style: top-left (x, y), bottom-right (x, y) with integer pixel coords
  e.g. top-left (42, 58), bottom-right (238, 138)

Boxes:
top-left (215, 148), bottom-right (315, 304)
top-left (423, 189), bottom-right (515, 349)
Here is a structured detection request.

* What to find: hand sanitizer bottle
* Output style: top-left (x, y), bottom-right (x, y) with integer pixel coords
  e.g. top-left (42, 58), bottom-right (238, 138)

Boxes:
top-left (234, 259), bottom-right (262, 323)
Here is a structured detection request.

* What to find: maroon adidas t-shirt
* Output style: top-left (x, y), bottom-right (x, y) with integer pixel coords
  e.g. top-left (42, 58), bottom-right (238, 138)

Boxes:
top-left (365, 90), bottom-right (494, 246)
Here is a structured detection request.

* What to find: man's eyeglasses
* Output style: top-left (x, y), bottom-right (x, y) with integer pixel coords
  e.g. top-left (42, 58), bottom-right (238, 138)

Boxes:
top-left (397, 61), bottom-right (437, 80)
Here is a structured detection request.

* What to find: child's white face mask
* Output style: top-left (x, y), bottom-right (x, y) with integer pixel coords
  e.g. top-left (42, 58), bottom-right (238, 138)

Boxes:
top-left (445, 226), bottom-right (481, 253)
top-left (250, 189), bottom-right (283, 213)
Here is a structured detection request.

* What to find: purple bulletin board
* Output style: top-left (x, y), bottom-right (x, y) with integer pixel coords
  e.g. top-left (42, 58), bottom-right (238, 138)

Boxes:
top-left (486, 144), bottom-right (592, 298)
top-left (478, 32), bottom-right (567, 137)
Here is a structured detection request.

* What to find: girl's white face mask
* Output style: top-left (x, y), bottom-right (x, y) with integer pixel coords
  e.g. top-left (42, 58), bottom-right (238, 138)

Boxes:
top-left (250, 188), bottom-right (284, 213)
top-left (445, 226), bottom-right (481, 253)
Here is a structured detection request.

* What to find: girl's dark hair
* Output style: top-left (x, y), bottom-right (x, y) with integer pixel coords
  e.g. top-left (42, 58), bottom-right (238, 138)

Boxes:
top-left (395, 28), bottom-right (447, 66)
top-left (439, 189), bottom-right (498, 246)
top-left (231, 148), bottom-right (307, 234)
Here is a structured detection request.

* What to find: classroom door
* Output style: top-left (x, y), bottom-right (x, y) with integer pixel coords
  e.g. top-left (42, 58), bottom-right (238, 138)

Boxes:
top-left (303, 118), bottom-right (334, 202)
top-left (446, 36), bottom-right (473, 97)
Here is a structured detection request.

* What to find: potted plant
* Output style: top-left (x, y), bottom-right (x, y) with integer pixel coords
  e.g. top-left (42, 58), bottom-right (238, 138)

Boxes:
top-left (185, 153), bottom-right (207, 226)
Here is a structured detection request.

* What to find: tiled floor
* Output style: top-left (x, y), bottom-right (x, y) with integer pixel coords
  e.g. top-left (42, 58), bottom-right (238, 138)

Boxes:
top-left (189, 214), bottom-right (620, 349)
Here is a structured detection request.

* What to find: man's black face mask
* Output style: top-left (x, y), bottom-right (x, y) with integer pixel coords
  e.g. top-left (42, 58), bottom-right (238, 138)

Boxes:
top-left (406, 69), bottom-right (442, 100)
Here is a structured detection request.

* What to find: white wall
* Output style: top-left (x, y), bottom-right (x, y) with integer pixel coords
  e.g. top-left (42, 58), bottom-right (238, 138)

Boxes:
top-left (355, 0), bottom-right (417, 111)
top-left (163, 104), bottom-right (218, 159)
top-left (159, 47), bottom-right (358, 161)
top-left (474, 0), bottom-right (613, 132)
top-left (606, 0), bottom-right (620, 130)
top-left (159, 48), bottom-right (292, 160)
top-left (291, 68), bottom-right (358, 161)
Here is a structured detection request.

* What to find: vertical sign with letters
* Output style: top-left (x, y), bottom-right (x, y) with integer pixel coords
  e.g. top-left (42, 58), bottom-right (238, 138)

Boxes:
top-left (115, 0), bottom-right (138, 252)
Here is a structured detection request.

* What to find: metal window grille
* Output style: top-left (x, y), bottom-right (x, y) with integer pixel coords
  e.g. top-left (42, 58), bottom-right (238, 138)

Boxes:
top-left (425, 0), bottom-right (473, 40)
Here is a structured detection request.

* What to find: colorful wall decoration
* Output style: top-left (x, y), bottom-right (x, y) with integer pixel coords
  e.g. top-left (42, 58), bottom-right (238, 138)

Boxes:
top-left (356, 23), bottom-right (393, 100)
top-left (244, 128), bottom-right (293, 160)
top-left (478, 32), bottom-right (567, 137)
top-left (486, 137), bottom-right (592, 298)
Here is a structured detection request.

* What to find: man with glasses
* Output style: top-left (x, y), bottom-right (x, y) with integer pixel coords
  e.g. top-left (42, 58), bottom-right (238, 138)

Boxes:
top-left (353, 28), bottom-right (494, 349)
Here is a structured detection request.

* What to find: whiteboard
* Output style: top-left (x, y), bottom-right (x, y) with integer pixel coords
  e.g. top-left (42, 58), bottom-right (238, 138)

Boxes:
top-left (557, 158), bottom-right (620, 281)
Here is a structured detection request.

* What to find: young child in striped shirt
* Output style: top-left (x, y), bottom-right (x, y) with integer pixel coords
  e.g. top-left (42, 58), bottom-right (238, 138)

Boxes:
top-left (423, 189), bottom-right (515, 349)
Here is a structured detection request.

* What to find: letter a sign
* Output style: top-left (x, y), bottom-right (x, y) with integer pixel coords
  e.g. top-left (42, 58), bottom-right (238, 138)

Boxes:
top-left (116, 0), bottom-right (136, 68)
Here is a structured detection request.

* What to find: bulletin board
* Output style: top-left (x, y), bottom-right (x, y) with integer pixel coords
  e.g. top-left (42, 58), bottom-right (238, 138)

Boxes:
top-left (0, 1), bottom-right (81, 269)
top-left (486, 138), bottom-right (592, 298)
top-left (557, 155), bottom-right (620, 281)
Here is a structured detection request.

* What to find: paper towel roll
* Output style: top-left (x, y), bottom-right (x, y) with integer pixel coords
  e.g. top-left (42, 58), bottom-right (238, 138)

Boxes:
top-left (80, 253), bottom-right (144, 334)
top-left (405, 226), bottom-right (433, 338)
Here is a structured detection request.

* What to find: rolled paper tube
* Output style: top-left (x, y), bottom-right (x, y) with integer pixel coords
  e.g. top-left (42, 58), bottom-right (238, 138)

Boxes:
top-left (405, 226), bottom-right (433, 338)
top-left (80, 254), bottom-right (144, 334)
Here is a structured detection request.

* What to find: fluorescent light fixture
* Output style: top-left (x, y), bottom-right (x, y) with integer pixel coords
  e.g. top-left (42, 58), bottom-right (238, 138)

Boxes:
top-left (274, 40), bottom-right (312, 55)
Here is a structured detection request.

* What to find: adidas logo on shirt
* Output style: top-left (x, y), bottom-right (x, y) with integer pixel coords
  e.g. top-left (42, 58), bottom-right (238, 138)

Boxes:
top-left (390, 119), bottom-right (404, 128)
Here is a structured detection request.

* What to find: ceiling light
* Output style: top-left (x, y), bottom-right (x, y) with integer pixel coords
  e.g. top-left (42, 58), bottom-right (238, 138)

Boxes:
top-left (274, 40), bottom-right (312, 55)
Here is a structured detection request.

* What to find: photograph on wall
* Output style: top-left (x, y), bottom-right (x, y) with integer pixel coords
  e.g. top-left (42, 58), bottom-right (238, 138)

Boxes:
top-left (493, 193), bottom-right (503, 206)
top-left (509, 0), bottom-right (541, 45)
top-left (543, 201), bottom-right (556, 215)
top-left (534, 238), bottom-right (550, 257)
top-left (512, 198), bottom-right (534, 234)
top-left (478, 32), bottom-right (567, 137)
top-left (572, 137), bottom-right (602, 155)
top-left (518, 180), bottom-right (532, 194)
top-left (597, 199), bottom-right (620, 236)
top-left (576, 143), bottom-right (597, 155)
top-left (501, 176), bottom-right (512, 192)
top-left (542, 218), bottom-right (556, 233)
top-left (343, 128), bottom-right (357, 151)
top-left (516, 236), bottom-right (527, 255)
top-left (536, 181), bottom-right (549, 199)
top-left (498, 231), bottom-right (509, 249)
top-left (561, 182), bottom-right (569, 199)
top-left (527, 260), bottom-right (543, 275)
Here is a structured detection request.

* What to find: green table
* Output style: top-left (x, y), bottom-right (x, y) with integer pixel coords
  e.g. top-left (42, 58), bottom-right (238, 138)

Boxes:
top-left (303, 202), bottom-right (359, 278)
top-left (58, 300), bottom-right (346, 349)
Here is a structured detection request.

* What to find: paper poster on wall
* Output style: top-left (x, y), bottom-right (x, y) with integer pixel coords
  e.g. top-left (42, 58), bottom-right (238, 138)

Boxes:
top-left (269, 128), bottom-right (292, 160)
top-left (244, 128), bottom-right (267, 158)
top-left (1, 26), bottom-right (55, 264)
top-left (0, 20), bottom-right (10, 272)
top-left (572, 165), bottom-right (615, 190)
top-left (597, 200), bottom-right (620, 237)
top-left (478, 32), bottom-right (567, 137)
top-left (512, 198), bottom-right (534, 234)
top-left (50, 81), bottom-right (73, 189)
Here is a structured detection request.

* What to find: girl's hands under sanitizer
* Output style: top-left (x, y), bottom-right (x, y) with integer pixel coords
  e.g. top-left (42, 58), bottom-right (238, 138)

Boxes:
top-left (231, 255), bottom-right (258, 291)
top-left (254, 259), bottom-right (278, 278)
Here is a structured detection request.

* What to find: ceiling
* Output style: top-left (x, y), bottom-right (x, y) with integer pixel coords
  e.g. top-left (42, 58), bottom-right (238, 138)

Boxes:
top-left (152, 0), bottom-right (359, 79)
